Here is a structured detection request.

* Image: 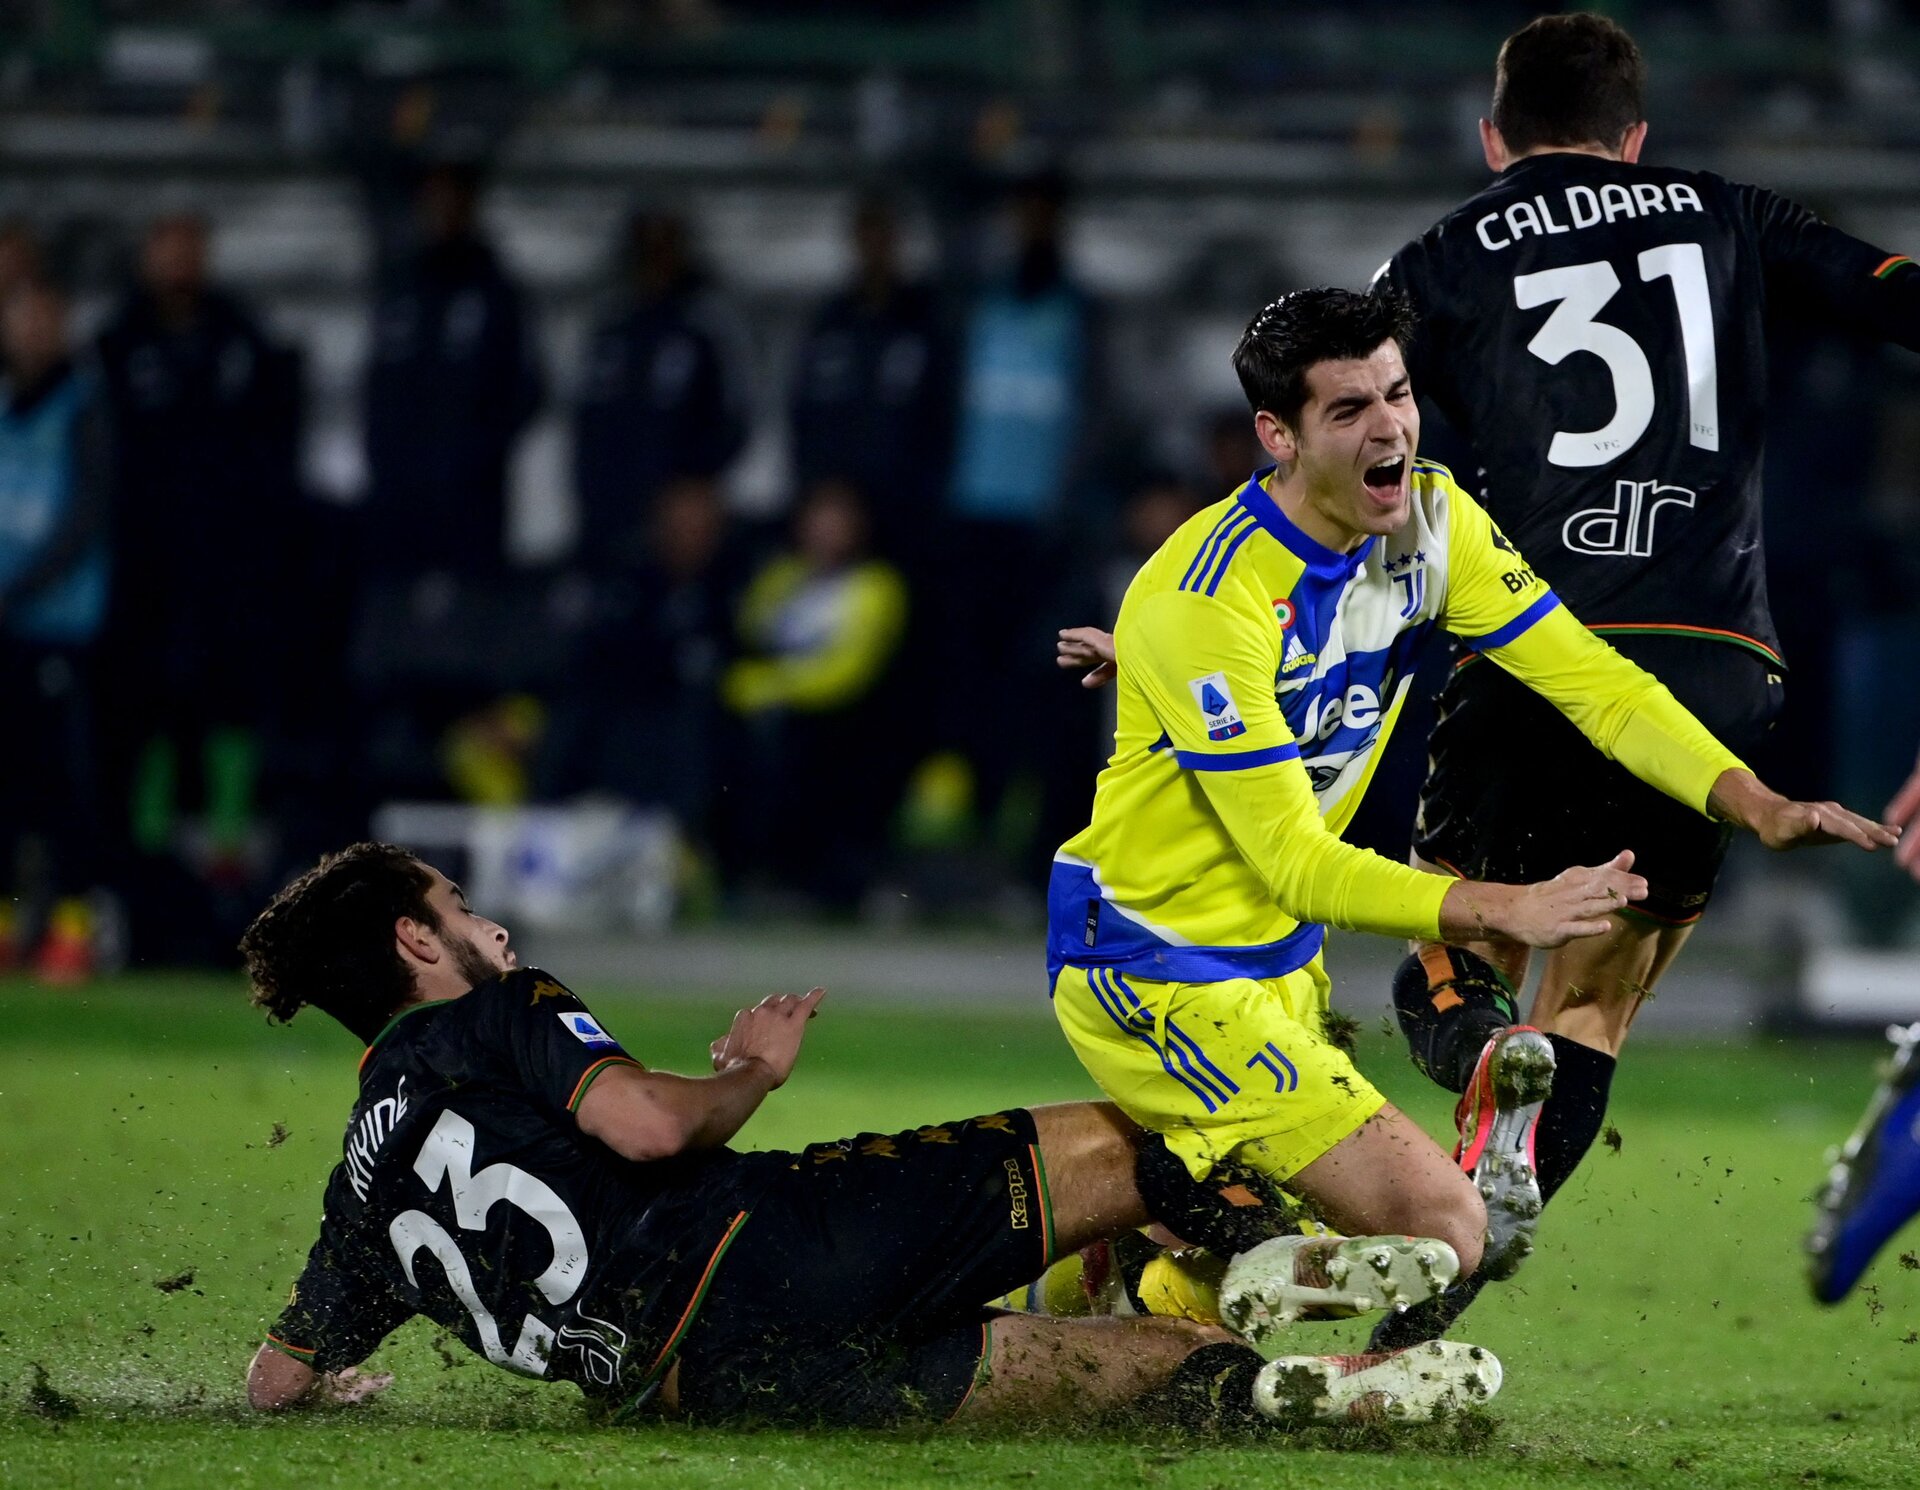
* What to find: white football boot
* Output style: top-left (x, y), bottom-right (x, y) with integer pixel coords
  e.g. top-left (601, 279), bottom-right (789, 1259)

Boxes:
top-left (1219, 1233), bottom-right (1459, 1344)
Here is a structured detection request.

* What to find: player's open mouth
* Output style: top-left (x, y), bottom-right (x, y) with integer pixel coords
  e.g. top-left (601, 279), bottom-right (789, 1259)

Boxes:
top-left (1363, 454), bottom-right (1407, 503)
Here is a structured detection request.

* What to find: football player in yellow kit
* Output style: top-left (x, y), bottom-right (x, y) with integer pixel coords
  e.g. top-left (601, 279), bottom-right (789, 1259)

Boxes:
top-left (1042, 288), bottom-right (1894, 1339)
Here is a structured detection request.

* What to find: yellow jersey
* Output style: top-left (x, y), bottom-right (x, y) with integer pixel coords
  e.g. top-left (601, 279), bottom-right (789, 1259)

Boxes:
top-left (1046, 460), bottom-right (1745, 985)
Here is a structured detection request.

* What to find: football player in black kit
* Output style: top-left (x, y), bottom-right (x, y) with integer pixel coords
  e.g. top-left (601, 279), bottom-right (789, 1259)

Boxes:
top-left (1366, 12), bottom-right (1913, 1346)
top-left (240, 842), bottom-right (1506, 1430)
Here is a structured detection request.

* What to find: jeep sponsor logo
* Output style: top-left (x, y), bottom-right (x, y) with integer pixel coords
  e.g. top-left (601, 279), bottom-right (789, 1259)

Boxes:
top-left (1298, 682), bottom-right (1385, 742)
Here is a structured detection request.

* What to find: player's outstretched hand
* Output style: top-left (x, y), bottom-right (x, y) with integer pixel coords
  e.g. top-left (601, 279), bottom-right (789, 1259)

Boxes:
top-left (1057, 627), bottom-right (1117, 689)
top-left (1709, 768), bottom-right (1899, 853)
top-left (1887, 752), bottom-right (1920, 881)
top-left (318, 1367), bottom-right (393, 1407)
top-left (1442, 851), bottom-right (1648, 949)
top-left (709, 987), bottom-right (826, 1089)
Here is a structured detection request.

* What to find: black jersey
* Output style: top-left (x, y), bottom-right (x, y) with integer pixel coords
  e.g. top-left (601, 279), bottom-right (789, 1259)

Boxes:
top-left (265, 968), bottom-right (774, 1406)
top-left (1378, 151), bottom-right (1920, 664)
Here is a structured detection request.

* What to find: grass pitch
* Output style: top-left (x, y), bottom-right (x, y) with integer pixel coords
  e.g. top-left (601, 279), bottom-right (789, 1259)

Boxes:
top-left (4, 972), bottom-right (1919, 1489)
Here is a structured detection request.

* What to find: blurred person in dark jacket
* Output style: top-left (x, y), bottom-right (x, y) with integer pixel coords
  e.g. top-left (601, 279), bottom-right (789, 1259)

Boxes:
top-left (363, 162), bottom-right (542, 578)
top-left (572, 212), bottom-right (748, 573)
top-left (789, 193), bottom-right (949, 564)
top-left (96, 213), bottom-right (296, 899)
top-left (940, 170), bottom-right (1093, 877)
top-left (0, 278), bottom-right (113, 979)
top-left (539, 478), bottom-right (749, 852)
top-left (721, 479), bottom-right (908, 910)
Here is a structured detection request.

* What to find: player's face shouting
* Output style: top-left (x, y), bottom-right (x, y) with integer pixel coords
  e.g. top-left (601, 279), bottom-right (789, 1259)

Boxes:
top-left (422, 867), bottom-right (518, 987)
top-left (1285, 340), bottom-right (1419, 549)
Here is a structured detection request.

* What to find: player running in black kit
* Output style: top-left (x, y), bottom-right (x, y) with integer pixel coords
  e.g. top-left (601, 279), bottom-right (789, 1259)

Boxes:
top-left (240, 843), bottom-right (1502, 1429)
top-left (1367, 12), bottom-right (1912, 1345)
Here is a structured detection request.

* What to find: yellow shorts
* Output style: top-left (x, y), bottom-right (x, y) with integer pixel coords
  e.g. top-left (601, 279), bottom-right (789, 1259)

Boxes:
top-left (1052, 958), bottom-right (1384, 1184)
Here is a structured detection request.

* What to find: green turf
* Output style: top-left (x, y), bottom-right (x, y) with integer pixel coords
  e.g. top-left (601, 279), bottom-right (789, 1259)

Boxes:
top-left (4, 973), bottom-right (1919, 1488)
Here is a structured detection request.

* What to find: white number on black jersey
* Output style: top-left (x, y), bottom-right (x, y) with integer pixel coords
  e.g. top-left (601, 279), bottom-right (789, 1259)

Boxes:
top-left (1514, 242), bottom-right (1720, 468)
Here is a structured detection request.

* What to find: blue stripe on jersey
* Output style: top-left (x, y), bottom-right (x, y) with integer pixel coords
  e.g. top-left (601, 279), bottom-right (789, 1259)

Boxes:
top-left (1201, 514), bottom-right (1260, 596)
top-left (1174, 742), bottom-right (1301, 772)
top-left (1046, 858), bottom-right (1328, 984)
top-left (1110, 972), bottom-right (1240, 1102)
top-left (1089, 967), bottom-right (1220, 1113)
top-left (1460, 591), bottom-right (1561, 651)
top-left (1178, 506), bottom-right (1244, 592)
top-left (1182, 506), bottom-right (1253, 594)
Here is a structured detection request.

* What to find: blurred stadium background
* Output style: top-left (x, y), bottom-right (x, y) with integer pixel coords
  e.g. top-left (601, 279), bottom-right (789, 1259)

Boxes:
top-left (1, 0), bottom-right (1917, 1030)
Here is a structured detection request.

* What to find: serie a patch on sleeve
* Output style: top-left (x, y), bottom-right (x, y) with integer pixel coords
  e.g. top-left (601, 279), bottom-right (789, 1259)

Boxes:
top-left (558, 1011), bottom-right (623, 1050)
top-left (1188, 672), bottom-right (1247, 741)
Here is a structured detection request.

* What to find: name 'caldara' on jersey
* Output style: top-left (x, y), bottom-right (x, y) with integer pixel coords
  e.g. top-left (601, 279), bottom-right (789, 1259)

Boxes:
top-left (1377, 150), bottom-right (1920, 669)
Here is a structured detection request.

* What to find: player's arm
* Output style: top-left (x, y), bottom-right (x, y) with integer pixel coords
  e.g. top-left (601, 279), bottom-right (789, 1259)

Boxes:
top-left (1442, 486), bottom-right (1896, 852)
top-left (248, 1227), bottom-right (406, 1412)
top-left (574, 988), bottom-right (825, 1162)
top-left (1125, 590), bottom-right (1632, 945)
top-left (1738, 183), bottom-right (1920, 350)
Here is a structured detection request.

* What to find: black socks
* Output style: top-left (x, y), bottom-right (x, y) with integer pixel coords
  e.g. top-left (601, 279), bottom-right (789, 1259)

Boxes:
top-left (1534, 1032), bottom-right (1617, 1201)
top-left (1367, 1031), bottom-right (1619, 1351)
top-left (1144, 1341), bottom-right (1268, 1432)
top-left (1133, 1131), bottom-right (1315, 1256)
top-left (1390, 945), bottom-right (1520, 1093)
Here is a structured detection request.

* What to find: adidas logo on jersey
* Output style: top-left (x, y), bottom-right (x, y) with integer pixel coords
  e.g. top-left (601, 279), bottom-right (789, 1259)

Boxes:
top-left (1281, 632), bottom-right (1316, 673)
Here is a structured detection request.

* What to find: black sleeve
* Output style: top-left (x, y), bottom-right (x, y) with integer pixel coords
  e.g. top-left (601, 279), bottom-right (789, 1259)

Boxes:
top-left (266, 1212), bottom-right (413, 1374)
top-left (1372, 240), bottom-right (1462, 433)
top-left (487, 968), bottom-right (645, 1119)
top-left (1736, 181), bottom-right (1920, 352)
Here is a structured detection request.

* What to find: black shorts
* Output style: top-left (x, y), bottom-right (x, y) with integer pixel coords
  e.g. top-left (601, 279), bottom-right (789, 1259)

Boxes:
top-left (1413, 635), bottom-right (1784, 925)
top-left (671, 1108), bottom-right (1055, 1427)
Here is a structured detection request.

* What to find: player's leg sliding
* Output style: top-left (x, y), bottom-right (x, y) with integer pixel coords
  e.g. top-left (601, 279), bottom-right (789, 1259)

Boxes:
top-left (1219, 1233), bottom-right (1460, 1342)
top-left (1808, 1021), bottom-right (1920, 1303)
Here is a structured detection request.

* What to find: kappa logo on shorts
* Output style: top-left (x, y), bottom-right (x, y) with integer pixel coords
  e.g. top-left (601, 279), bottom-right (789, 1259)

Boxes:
top-left (557, 1011), bottom-right (621, 1050)
top-left (1189, 671), bottom-right (1247, 741)
top-left (1004, 1158), bottom-right (1031, 1230)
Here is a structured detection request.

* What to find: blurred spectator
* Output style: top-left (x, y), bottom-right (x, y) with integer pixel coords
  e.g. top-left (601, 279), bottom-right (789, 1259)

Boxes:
top-left (0, 221), bottom-right (44, 304)
top-left (941, 170), bottom-right (1092, 870)
top-left (1201, 407), bottom-right (1263, 498)
top-left (0, 278), bottom-right (112, 980)
top-left (95, 213), bottom-right (297, 940)
top-left (573, 211), bottom-right (748, 572)
top-left (539, 478), bottom-right (750, 848)
top-left (1099, 472), bottom-right (1201, 623)
top-left (789, 193), bottom-right (950, 563)
top-left (721, 479), bottom-right (909, 909)
top-left (363, 162), bottom-right (541, 577)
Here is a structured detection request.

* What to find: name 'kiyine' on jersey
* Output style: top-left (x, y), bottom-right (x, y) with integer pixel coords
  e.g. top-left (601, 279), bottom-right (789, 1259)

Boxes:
top-left (1377, 151), bottom-right (1920, 665)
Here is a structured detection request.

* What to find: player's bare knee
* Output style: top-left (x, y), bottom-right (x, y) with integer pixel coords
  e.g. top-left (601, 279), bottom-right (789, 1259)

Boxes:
top-left (1429, 1180), bottom-right (1488, 1278)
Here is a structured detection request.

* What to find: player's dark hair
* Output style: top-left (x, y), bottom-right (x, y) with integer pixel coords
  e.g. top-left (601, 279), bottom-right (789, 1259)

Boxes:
top-left (240, 842), bottom-right (440, 1043)
top-left (1231, 287), bottom-right (1418, 429)
top-left (1492, 13), bottom-right (1645, 158)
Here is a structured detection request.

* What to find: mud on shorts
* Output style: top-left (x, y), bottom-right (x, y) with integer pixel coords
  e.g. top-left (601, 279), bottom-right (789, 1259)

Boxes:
top-left (1051, 956), bottom-right (1385, 1184)
top-left (669, 1109), bottom-right (1057, 1427)
top-left (1414, 634), bottom-right (1784, 926)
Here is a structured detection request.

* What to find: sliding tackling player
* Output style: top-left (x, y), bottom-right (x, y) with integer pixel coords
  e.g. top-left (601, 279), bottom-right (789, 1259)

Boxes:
top-left (240, 842), bottom-right (1504, 1431)
top-left (1047, 286), bottom-right (1892, 1329)
top-left (1362, 11), bottom-right (1920, 1346)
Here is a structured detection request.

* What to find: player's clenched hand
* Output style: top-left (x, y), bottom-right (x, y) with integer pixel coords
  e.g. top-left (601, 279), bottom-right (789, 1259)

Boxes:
top-left (1442, 852), bottom-right (1647, 949)
top-left (1709, 768), bottom-right (1900, 854)
top-left (1886, 752), bottom-right (1920, 880)
top-left (317, 1367), bottom-right (393, 1407)
top-left (1057, 627), bottom-right (1116, 689)
top-left (709, 987), bottom-right (825, 1089)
